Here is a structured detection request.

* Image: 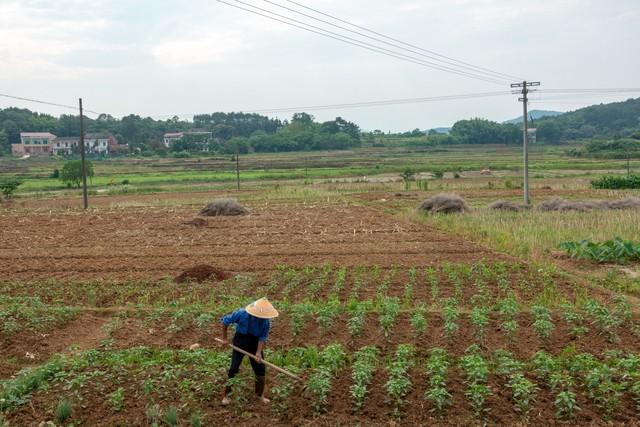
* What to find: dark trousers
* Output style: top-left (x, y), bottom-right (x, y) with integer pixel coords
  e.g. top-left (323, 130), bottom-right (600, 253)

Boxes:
top-left (228, 332), bottom-right (265, 379)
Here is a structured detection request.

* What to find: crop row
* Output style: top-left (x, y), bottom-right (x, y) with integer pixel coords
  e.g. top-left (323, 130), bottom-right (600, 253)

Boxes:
top-left (2, 344), bottom-right (639, 424)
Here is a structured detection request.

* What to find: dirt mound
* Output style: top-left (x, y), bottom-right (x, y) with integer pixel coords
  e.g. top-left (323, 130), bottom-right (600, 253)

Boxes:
top-left (182, 217), bottom-right (207, 227)
top-left (488, 199), bottom-right (530, 212)
top-left (175, 264), bottom-right (230, 283)
top-left (199, 198), bottom-right (248, 217)
top-left (419, 193), bottom-right (469, 214)
top-left (538, 197), bottom-right (640, 212)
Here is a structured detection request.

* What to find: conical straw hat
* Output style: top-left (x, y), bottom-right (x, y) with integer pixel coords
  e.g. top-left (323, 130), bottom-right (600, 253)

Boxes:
top-left (246, 297), bottom-right (279, 319)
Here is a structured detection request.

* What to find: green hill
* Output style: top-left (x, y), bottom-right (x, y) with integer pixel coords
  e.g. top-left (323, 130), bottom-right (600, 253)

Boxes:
top-left (535, 97), bottom-right (640, 143)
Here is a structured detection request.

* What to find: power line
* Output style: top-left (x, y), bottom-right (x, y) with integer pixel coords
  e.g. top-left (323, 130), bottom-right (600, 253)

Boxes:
top-left (117, 87), bottom-right (640, 119)
top-left (0, 93), bottom-right (102, 115)
top-left (281, 0), bottom-right (524, 82)
top-left (140, 90), bottom-right (513, 118)
top-left (216, 0), bottom-right (508, 85)
top-left (262, 0), bottom-right (519, 82)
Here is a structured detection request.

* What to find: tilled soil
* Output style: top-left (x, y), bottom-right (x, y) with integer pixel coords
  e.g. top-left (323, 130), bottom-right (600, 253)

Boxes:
top-left (0, 202), bottom-right (500, 281)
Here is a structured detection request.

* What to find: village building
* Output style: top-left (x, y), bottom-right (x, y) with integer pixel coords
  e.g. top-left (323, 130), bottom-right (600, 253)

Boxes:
top-left (12, 132), bottom-right (57, 156)
top-left (163, 131), bottom-right (213, 151)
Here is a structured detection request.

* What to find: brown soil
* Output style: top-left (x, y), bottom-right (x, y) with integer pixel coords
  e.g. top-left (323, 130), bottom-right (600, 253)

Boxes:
top-left (0, 313), bottom-right (108, 379)
top-left (0, 203), bottom-right (500, 281)
top-left (175, 264), bottom-right (230, 283)
top-left (182, 217), bottom-right (208, 227)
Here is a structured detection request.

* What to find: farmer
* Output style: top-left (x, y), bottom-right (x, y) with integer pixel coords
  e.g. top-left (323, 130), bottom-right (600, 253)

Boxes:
top-left (220, 297), bottom-right (278, 405)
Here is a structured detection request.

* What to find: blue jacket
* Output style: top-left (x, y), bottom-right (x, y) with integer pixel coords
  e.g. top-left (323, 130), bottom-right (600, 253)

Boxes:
top-left (221, 308), bottom-right (270, 342)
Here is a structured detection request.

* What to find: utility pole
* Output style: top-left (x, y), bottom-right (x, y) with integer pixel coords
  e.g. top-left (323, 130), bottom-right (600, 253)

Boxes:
top-left (511, 81), bottom-right (540, 205)
top-left (235, 149), bottom-right (240, 191)
top-left (78, 98), bottom-right (88, 209)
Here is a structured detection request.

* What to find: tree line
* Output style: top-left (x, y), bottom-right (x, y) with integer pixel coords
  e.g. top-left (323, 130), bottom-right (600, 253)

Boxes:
top-left (0, 109), bottom-right (360, 156)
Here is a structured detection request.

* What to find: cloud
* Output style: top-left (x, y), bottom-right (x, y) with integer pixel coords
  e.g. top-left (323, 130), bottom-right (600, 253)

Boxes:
top-left (151, 29), bottom-right (251, 67)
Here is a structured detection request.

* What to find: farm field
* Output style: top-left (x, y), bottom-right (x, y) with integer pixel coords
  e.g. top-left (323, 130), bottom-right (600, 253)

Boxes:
top-left (1, 153), bottom-right (640, 425)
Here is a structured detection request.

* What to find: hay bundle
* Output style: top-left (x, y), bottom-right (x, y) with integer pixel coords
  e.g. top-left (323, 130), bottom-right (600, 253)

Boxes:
top-left (199, 198), bottom-right (248, 217)
top-left (419, 193), bottom-right (469, 214)
top-left (538, 198), bottom-right (610, 212)
top-left (606, 197), bottom-right (640, 210)
top-left (488, 200), bottom-right (530, 212)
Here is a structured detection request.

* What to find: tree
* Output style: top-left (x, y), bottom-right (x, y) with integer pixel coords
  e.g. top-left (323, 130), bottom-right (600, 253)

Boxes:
top-left (0, 179), bottom-right (21, 199)
top-left (61, 160), bottom-right (94, 188)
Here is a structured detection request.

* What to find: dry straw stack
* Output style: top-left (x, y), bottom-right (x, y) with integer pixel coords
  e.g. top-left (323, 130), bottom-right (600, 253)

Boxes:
top-left (199, 198), bottom-right (249, 216)
top-left (419, 193), bottom-right (469, 214)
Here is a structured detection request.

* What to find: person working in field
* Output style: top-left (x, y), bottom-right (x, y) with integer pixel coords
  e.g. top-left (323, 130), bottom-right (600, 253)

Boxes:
top-left (219, 297), bottom-right (278, 405)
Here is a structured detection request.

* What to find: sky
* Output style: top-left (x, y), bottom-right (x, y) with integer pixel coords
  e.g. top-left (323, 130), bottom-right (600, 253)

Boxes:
top-left (0, 0), bottom-right (639, 131)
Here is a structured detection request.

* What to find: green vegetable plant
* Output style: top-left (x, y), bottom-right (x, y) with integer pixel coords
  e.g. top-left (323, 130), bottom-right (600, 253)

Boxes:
top-left (385, 344), bottom-right (415, 418)
top-left (424, 348), bottom-right (451, 414)
top-left (350, 346), bottom-right (379, 413)
top-left (559, 237), bottom-right (640, 264)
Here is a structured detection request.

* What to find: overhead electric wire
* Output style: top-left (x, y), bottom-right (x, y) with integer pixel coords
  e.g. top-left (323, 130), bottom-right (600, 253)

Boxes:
top-left (139, 90), bottom-right (513, 119)
top-left (249, 90), bottom-right (512, 113)
top-left (281, 0), bottom-right (524, 82)
top-left (262, 0), bottom-right (518, 83)
top-left (216, 0), bottom-right (508, 85)
top-left (0, 93), bottom-right (102, 115)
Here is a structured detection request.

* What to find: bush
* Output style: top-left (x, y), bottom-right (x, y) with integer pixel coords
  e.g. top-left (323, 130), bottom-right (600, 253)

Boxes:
top-left (591, 175), bottom-right (640, 189)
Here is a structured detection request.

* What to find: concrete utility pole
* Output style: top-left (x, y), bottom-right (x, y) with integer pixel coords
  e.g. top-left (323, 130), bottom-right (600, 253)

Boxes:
top-left (78, 98), bottom-right (88, 209)
top-left (235, 149), bottom-right (240, 191)
top-left (511, 81), bottom-right (540, 205)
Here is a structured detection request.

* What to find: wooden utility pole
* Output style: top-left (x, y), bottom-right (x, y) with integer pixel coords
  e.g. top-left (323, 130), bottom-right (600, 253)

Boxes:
top-left (79, 98), bottom-right (88, 209)
top-left (235, 149), bottom-right (240, 191)
top-left (511, 81), bottom-right (540, 205)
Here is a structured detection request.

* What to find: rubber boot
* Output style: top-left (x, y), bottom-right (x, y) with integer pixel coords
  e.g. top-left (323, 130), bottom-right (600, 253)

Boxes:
top-left (221, 385), bottom-right (232, 406)
top-left (255, 376), bottom-right (270, 403)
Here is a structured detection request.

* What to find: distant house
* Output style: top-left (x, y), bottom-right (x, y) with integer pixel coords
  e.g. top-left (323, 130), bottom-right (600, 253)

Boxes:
top-left (12, 132), bottom-right (57, 156)
top-left (163, 131), bottom-right (213, 151)
top-left (85, 133), bottom-right (114, 155)
top-left (163, 132), bottom-right (184, 148)
top-left (527, 128), bottom-right (537, 144)
top-left (108, 137), bottom-right (129, 155)
top-left (50, 133), bottom-right (118, 156)
top-left (52, 136), bottom-right (80, 156)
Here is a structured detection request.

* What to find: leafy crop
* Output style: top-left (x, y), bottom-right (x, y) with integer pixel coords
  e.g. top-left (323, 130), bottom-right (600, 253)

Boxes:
top-left (531, 305), bottom-right (555, 342)
top-left (591, 174), bottom-right (640, 189)
top-left (424, 348), bottom-right (451, 414)
top-left (460, 346), bottom-right (491, 418)
top-left (350, 346), bottom-right (379, 413)
top-left (410, 304), bottom-right (427, 337)
top-left (307, 344), bottom-right (346, 413)
top-left (378, 297), bottom-right (400, 338)
top-left (559, 237), bottom-right (640, 264)
top-left (385, 344), bottom-right (415, 417)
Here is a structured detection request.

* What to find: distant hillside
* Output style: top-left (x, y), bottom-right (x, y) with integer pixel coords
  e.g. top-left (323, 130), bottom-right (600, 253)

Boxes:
top-left (503, 109), bottom-right (564, 125)
top-left (534, 97), bottom-right (640, 143)
top-left (429, 127), bottom-right (451, 134)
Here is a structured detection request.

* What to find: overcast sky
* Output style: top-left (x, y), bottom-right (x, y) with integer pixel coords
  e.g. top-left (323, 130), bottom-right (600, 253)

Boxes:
top-left (1, 0), bottom-right (639, 131)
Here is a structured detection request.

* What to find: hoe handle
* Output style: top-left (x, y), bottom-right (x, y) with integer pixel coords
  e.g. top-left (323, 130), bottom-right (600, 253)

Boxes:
top-left (214, 338), bottom-right (302, 382)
